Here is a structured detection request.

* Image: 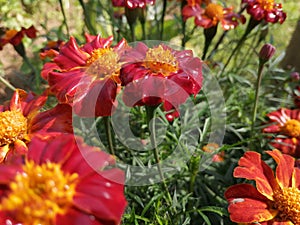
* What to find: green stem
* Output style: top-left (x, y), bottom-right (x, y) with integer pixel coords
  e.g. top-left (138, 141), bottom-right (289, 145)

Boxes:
top-left (251, 63), bottom-right (265, 135)
top-left (220, 17), bottom-right (261, 76)
top-left (78, 0), bottom-right (97, 34)
top-left (160, 0), bottom-right (167, 40)
top-left (0, 73), bottom-right (16, 91)
top-left (58, 0), bottom-right (70, 37)
top-left (145, 106), bottom-right (173, 206)
top-left (181, 0), bottom-right (187, 47)
top-left (104, 116), bottom-right (115, 156)
top-left (23, 54), bottom-right (41, 93)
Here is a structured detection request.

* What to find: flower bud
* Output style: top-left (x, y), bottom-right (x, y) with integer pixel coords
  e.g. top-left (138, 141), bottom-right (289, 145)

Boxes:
top-left (291, 71), bottom-right (300, 81)
top-left (259, 43), bottom-right (276, 64)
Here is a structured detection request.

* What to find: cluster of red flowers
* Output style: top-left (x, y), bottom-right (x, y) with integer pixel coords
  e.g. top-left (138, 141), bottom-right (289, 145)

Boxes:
top-left (0, 28), bottom-right (203, 223)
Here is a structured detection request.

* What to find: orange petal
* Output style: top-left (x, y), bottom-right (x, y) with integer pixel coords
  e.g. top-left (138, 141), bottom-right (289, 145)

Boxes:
top-left (0, 144), bottom-right (10, 163)
top-left (266, 149), bottom-right (295, 188)
top-left (233, 151), bottom-right (278, 200)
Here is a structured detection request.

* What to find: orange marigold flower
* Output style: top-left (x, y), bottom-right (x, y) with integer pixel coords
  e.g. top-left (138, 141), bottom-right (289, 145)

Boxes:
top-left (225, 150), bottom-right (300, 224)
top-left (242, 0), bottom-right (286, 24)
top-left (41, 34), bottom-right (129, 117)
top-left (202, 143), bottom-right (225, 162)
top-left (182, 2), bottom-right (245, 30)
top-left (0, 89), bottom-right (72, 163)
top-left (0, 25), bottom-right (37, 50)
top-left (263, 108), bottom-right (300, 157)
top-left (0, 133), bottom-right (127, 225)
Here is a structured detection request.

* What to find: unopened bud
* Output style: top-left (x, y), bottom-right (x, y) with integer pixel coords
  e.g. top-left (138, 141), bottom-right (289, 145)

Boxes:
top-left (259, 43), bottom-right (276, 64)
top-left (291, 71), bottom-right (300, 81)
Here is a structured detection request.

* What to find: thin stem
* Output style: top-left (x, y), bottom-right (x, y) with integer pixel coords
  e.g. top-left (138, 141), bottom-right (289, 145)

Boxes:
top-left (0, 73), bottom-right (16, 91)
top-left (22, 54), bottom-right (41, 93)
top-left (78, 0), bottom-right (97, 34)
top-left (251, 63), bottom-right (265, 135)
top-left (146, 106), bottom-right (173, 206)
top-left (207, 30), bottom-right (228, 60)
top-left (160, 0), bottom-right (167, 40)
top-left (58, 0), bottom-right (70, 37)
top-left (104, 116), bottom-right (115, 156)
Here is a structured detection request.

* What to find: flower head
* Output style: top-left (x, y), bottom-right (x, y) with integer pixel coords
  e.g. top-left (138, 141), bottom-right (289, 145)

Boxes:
top-left (182, 2), bottom-right (245, 30)
top-left (40, 39), bottom-right (65, 60)
top-left (112, 0), bottom-right (155, 8)
top-left (0, 25), bottom-right (37, 50)
top-left (225, 150), bottom-right (300, 224)
top-left (41, 34), bottom-right (129, 117)
top-left (120, 42), bottom-right (202, 112)
top-left (0, 133), bottom-right (127, 225)
top-left (242, 0), bottom-right (286, 24)
top-left (263, 108), bottom-right (300, 157)
top-left (0, 89), bottom-right (72, 163)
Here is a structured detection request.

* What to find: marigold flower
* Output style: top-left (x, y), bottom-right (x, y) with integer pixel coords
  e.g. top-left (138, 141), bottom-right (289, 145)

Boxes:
top-left (0, 133), bottom-right (127, 225)
top-left (242, 0), bottom-right (286, 24)
top-left (0, 25), bottom-right (37, 50)
top-left (120, 42), bottom-right (202, 112)
top-left (182, 2), bottom-right (245, 30)
top-left (0, 89), bottom-right (72, 163)
top-left (263, 108), bottom-right (300, 157)
top-left (41, 34), bottom-right (129, 117)
top-left (225, 149), bottom-right (300, 224)
top-left (112, 0), bottom-right (155, 8)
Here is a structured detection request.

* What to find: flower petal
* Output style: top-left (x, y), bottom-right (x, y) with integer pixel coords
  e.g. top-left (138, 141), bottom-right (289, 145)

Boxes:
top-left (233, 151), bottom-right (278, 200)
top-left (266, 149), bottom-right (295, 188)
top-left (225, 184), bottom-right (277, 223)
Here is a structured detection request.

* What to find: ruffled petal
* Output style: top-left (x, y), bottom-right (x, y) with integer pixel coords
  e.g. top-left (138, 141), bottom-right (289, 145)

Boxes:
top-left (266, 149), bottom-right (295, 188)
top-left (233, 151), bottom-right (278, 200)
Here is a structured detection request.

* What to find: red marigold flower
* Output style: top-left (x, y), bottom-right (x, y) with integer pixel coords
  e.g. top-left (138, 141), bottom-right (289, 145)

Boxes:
top-left (120, 42), bottom-right (202, 111)
top-left (0, 25), bottom-right (37, 50)
top-left (182, 2), bottom-right (245, 30)
top-left (0, 133), bottom-right (127, 225)
top-left (0, 89), bottom-right (72, 163)
top-left (112, 0), bottom-right (155, 8)
top-left (263, 108), bottom-right (300, 157)
top-left (242, 0), bottom-right (286, 24)
top-left (41, 34), bottom-right (129, 117)
top-left (225, 150), bottom-right (300, 224)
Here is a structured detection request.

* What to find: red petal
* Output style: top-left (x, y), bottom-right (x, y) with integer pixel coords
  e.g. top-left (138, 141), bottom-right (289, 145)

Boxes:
top-left (57, 208), bottom-right (102, 225)
top-left (30, 104), bottom-right (73, 134)
top-left (54, 37), bottom-right (88, 69)
top-left (233, 151), bottom-right (278, 200)
top-left (225, 184), bottom-right (277, 223)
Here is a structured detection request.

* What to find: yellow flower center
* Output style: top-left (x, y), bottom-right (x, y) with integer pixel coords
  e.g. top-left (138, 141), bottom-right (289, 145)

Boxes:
top-left (257, 0), bottom-right (274, 10)
top-left (280, 119), bottom-right (300, 138)
top-left (0, 160), bottom-right (78, 225)
top-left (273, 187), bottom-right (300, 224)
top-left (143, 45), bottom-right (179, 76)
top-left (205, 3), bottom-right (224, 21)
top-left (0, 110), bottom-right (28, 146)
top-left (86, 48), bottom-right (121, 83)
